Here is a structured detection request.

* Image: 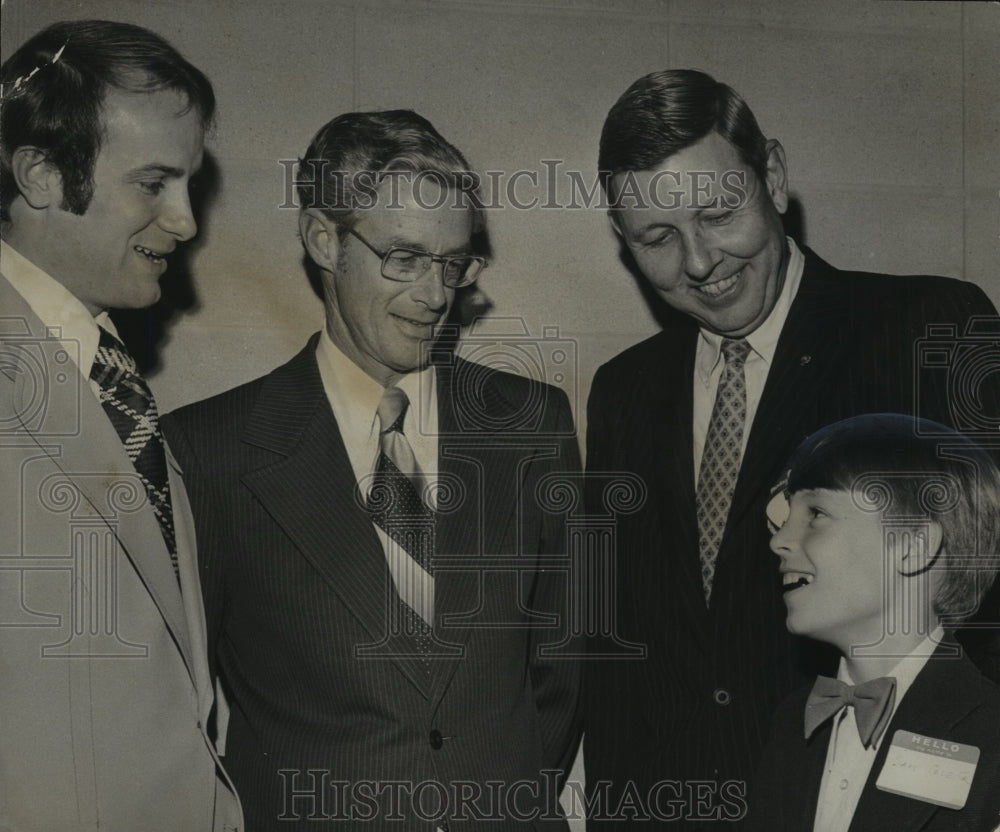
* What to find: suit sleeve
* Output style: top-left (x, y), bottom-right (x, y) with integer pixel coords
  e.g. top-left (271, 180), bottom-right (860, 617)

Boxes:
top-left (581, 361), bottom-right (636, 792)
top-left (526, 384), bottom-right (584, 778)
top-left (161, 412), bottom-right (227, 691)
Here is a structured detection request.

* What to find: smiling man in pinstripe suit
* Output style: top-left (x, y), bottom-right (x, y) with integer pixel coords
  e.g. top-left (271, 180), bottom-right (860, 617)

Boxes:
top-left (582, 69), bottom-right (1000, 829)
top-left (163, 110), bottom-right (582, 831)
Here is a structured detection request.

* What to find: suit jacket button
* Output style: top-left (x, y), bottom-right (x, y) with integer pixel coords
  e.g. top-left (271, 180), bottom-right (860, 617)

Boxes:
top-left (713, 688), bottom-right (731, 706)
top-left (429, 729), bottom-right (444, 750)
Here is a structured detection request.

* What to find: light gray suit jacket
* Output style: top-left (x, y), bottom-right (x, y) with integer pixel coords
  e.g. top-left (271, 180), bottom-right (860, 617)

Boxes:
top-left (0, 273), bottom-right (242, 831)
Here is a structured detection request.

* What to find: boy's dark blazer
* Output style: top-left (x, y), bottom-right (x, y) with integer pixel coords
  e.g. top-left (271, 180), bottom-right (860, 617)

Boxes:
top-left (162, 335), bottom-right (583, 831)
top-left (583, 247), bottom-right (1000, 829)
top-left (748, 643), bottom-right (1000, 832)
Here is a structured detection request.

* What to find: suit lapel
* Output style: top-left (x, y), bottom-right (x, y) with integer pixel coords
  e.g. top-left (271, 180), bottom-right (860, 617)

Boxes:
top-left (430, 356), bottom-right (525, 696)
top-left (0, 277), bottom-right (194, 676)
top-left (640, 326), bottom-right (706, 625)
top-left (755, 688), bottom-right (830, 832)
top-left (727, 253), bottom-right (856, 534)
top-left (849, 645), bottom-right (986, 832)
top-left (659, 330), bottom-right (708, 620)
top-left (240, 340), bottom-right (437, 697)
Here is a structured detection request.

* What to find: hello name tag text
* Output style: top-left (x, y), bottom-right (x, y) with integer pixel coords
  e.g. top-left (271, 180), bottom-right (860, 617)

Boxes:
top-left (875, 730), bottom-right (980, 810)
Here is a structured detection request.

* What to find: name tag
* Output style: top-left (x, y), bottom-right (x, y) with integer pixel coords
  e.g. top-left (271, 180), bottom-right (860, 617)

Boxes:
top-left (875, 729), bottom-right (980, 810)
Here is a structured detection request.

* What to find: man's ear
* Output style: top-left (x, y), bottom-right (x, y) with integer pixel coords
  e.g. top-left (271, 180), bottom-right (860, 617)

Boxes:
top-left (10, 147), bottom-right (63, 209)
top-left (298, 208), bottom-right (341, 272)
top-left (763, 139), bottom-right (789, 215)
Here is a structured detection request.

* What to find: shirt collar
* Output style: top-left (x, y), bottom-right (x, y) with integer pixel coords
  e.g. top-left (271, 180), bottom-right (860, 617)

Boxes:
top-left (836, 624), bottom-right (945, 746)
top-left (315, 327), bottom-right (436, 446)
top-left (695, 236), bottom-right (805, 385)
top-left (1, 239), bottom-right (114, 375)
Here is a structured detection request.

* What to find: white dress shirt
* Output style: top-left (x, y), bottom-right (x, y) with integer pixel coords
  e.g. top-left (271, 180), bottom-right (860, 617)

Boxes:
top-left (693, 237), bottom-right (805, 486)
top-left (315, 328), bottom-right (438, 623)
top-left (811, 627), bottom-right (943, 832)
top-left (1, 239), bottom-right (118, 400)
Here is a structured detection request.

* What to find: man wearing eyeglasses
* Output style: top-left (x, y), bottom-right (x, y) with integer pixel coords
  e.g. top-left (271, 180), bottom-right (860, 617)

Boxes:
top-left (162, 110), bottom-right (582, 831)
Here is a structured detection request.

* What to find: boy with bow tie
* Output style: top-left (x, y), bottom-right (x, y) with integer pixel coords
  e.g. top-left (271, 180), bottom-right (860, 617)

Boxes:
top-left (747, 413), bottom-right (1000, 832)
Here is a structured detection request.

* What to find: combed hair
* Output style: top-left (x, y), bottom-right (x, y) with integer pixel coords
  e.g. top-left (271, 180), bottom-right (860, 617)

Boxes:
top-left (598, 69), bottom-right (768, 200)
top-left (1, 19), bottom-right (214, 219)
top-left (296, 109), bottom-right (485, 247)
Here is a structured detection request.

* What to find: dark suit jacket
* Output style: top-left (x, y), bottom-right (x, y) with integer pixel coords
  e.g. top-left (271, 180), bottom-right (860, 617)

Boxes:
top-left (163, 336), bottom-right (583, 831)
top-left (582, 248), bottom-right (1000, 829)
top-left (747, 645), bottom-right (1000, 832)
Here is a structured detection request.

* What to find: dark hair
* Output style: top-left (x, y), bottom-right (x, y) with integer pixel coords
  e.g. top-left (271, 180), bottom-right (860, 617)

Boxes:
top-left (296, 110), bottom-right (485, 244)
top-left (780, 413), bottom-right (1000, 620)
top-left (1, 19), bottom-right (215, 219)
top-left (598, 69), bottom-right (768, 199)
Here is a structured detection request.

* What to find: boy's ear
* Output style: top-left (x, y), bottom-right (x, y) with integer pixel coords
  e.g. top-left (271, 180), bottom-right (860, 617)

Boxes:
top-left (298, 209), bottom-right (341, 272)
top-left (898, 522), bottom-right (944, 576)
top-left (10, 147), bottom-right (63, 209)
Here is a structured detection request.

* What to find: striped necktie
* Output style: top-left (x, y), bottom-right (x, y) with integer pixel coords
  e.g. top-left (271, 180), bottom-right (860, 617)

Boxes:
top-left (367, 387), bottom-right (437, 670)
top-left (367, 386), bottom-right (435, 577)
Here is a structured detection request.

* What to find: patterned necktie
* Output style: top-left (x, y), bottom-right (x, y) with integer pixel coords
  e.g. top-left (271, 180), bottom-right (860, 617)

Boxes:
top-left (696, 337), bottom-right (752, 604)
top-left (89, 327), bottom-right (178, 578)
top-left (367, 387), bottom-right (436, 665)
top-left (804, 675), bottom-right (897, 748)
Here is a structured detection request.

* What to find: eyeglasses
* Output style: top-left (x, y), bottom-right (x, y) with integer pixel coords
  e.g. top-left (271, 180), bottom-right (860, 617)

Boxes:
top-left (346, 227), bottom-right (486, 289)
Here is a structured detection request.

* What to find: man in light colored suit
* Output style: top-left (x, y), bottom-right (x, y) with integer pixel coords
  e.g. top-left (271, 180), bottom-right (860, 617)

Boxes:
top-left (0, 20), bottom-right (241, 831)
top-left (163, 110), bottom-right (582, 830)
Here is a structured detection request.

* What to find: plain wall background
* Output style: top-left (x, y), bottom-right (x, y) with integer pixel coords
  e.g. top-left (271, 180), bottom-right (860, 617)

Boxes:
top-left (3, 1), bottom-right (998, 825)
top-left (3, 0), bottom-right (997, 425)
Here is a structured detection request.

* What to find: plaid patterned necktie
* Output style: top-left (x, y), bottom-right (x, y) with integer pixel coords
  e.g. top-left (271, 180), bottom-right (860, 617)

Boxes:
top-left (696, 337), bottom-right (752, 604)
top-left (90, 327), bottom-right (178, 578)
top-left (367, 387), bottom-right (437, 663)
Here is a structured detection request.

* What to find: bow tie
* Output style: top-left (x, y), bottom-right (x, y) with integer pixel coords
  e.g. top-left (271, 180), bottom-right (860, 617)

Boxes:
top-left (804, 675), bottom-right (897, 748)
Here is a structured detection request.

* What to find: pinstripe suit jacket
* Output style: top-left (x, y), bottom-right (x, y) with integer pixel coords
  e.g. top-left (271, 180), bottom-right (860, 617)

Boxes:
top-left (162, 336), bottom-right (583, 831)
top-left (582, 249), bottom-right (1000, 830)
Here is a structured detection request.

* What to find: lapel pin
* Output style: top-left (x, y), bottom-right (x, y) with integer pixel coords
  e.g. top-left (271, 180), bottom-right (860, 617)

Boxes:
top-left (799, 355), bottom-right (812, 366)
